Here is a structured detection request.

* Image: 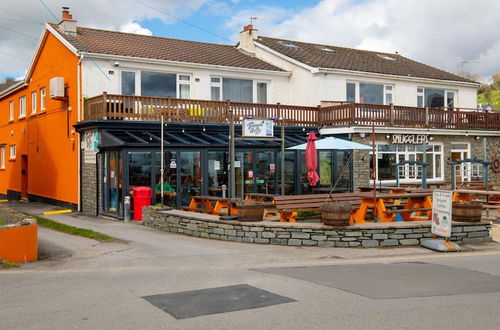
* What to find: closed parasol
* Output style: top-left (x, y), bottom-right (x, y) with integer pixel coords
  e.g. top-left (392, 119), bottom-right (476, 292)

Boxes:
top-left (305, 132), bottom-right (320, 186)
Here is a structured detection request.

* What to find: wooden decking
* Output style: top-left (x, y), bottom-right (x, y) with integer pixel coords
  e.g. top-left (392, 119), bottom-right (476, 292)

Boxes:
top-left (83, 93), bottom-right (500, 130)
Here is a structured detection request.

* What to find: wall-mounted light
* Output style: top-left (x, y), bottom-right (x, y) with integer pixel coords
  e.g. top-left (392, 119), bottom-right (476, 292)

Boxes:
top-left (239, 116), bottom-right (244, 121)
top-left (465, 131), bottom-right (469, 137)
top-left (428, 135), bottom-right (434, 141)
top-left (475, 136), bottom-right (481, 140)
top-left (386, 134), bottom-right (391, 139)
top-left (359, 132), bottom-right (366, 138)
top-left (113, 61), bottom-right (120, 67)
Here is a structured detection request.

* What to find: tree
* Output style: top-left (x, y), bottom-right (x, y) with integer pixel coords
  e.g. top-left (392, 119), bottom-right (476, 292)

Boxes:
top-left (0, 77), bottom-right (18, 92)
top-left (492, 72), bottom-right (500, 89)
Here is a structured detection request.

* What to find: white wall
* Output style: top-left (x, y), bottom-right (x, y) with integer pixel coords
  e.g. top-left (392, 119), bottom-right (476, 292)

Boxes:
top-left (244, 41), bottom-right (478, 109)
top-left (81, 57), bottom-right (289, 104)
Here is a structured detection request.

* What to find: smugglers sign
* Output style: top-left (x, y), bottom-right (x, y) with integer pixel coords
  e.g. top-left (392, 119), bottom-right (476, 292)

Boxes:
top-left (242, 119), bottom-right (274, 138)
top-left (391, 134), bottom-right (428, 144)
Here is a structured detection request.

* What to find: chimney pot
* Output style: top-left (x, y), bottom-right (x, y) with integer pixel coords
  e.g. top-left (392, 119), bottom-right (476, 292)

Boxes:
top-left (243, 24), bottom-right (253, 31)
top-left (62, 7), bottom-right (73, 20)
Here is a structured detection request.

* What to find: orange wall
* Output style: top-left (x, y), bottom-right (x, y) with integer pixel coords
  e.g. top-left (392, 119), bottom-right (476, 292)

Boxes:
top-left (0, 32), bottom-right (79, 205)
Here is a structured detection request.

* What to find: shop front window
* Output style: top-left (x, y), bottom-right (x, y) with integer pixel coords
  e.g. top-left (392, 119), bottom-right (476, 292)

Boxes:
top-left (105, 151), bottom-right (123, 215)
top-left (179, 151), bottom-right (201, 205)
top-left (255, 151), bottom-right (276, 195)
top-left (154, 152), bottom-right (177, 207)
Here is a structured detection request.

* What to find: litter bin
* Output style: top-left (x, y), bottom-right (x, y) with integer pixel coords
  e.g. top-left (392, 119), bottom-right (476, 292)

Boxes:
top-left (132, 186), bottom-right (152, 221)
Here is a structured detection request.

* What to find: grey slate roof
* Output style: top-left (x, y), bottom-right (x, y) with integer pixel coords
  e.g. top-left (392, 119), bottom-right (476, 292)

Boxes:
top-left (257, 36), bottom-right (474, 83)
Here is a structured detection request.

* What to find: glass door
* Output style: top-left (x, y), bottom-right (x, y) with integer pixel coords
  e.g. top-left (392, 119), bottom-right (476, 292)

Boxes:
top-left (255, 150), bottom-right (276, 194)
top-left (104, 150), bottom-right (123, 217)
top-left (235, 151), bottom-right (254, 199)
top-left (180, 151), bottom-right (201, 206)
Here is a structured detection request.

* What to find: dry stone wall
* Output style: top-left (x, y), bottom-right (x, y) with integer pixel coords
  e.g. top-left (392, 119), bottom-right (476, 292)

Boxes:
top-left (142, 208), bottom-right (492, 248)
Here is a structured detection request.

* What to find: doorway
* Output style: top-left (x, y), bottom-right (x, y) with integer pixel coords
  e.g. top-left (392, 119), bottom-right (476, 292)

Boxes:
top-left (451, 143), bottom-right (470, 182)
top-left (21, 155), bottom-right (28, 198)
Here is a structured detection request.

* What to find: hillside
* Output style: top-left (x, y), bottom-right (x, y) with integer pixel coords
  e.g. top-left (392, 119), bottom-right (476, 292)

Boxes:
top-left (478, 89), bottom-right (500, 109)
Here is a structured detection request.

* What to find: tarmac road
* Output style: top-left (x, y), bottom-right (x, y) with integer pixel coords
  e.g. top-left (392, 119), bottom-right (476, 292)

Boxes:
top-left (3, 202), bottom-right (500, 329)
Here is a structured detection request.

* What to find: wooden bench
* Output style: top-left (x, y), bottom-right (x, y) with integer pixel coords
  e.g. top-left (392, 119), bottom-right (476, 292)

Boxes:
top-left (274, 193), bottom-right (362, 222)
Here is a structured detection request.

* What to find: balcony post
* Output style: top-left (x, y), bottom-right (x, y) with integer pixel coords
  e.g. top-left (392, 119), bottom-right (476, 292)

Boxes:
top-left (350, 103), bottom-right (355, 125)
top-left (167, 97), bottom-right (171, 121)
top-left (390, 103), bottom-right (394, 126)
top-left (102, 92), bottom-right (108, 120)
top-left (485, 110), bottom-right (489, 129)
top-left (317, 105), bottom-right (321, 126)
top-left (425, 106), bottom-right (429, 127)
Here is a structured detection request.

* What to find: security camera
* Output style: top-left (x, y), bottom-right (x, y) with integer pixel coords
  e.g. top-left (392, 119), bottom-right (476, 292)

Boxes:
top-left (113, 61), bottom-right (120, 67)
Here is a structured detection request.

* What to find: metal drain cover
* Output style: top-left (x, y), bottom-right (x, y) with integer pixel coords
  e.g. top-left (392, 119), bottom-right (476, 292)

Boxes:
top-left (143, 284), bottom-right (295, 319)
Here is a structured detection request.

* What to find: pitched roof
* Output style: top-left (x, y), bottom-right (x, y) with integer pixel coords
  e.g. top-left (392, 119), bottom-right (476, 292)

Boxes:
top-left (48, 23), bottom-right (284, 72)
top-left (256, 36), bottom-right (474, 83)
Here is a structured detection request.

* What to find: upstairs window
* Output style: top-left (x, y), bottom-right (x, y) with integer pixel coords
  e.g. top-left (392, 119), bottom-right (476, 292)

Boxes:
top-left (210, 77), bottom-right (221, 101)
top-left (0, 145), bottom-right (5, 169)
top-left (121, 71), bottom-right (136, 95)
top-left (19, 96), bottom-right (26, 118)
top-left (417, 88), bottom-right (456, 108)
top-left (178, 75), bottom-right (191, 99)
top-left (9, 145), bottom-right (16, 160)
top-left (141, 71), bottom-right (176, 98)
top-left (9, 101), bottom-right (14, 121)
top-left (346, 82), bottom-right (394, 105)
top-left (40, 88), bottom-right (46, 111)
top-left (31, 91), bottom-right (37, 114)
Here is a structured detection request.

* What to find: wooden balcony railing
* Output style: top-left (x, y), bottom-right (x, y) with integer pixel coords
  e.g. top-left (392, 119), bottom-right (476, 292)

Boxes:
top-left (83, 93), bottom-right (500, 130)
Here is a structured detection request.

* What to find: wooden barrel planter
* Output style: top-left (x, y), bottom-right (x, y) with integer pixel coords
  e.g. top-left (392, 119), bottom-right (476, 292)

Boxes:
top-left (321, 202), bottom-right (351, 226)
top-left (452, 202), bottom-right (482, 222)
top-left (237, 202), bottom-right (264, 222)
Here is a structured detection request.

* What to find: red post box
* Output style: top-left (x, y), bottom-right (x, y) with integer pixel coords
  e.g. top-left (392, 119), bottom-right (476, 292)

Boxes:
top-left (132, 186), bottom-right (152, 221)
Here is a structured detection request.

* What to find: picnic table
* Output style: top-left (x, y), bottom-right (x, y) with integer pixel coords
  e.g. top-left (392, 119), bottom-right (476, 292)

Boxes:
top-left (453, 189), bottom-right (500, 203)
top-left (352, 192), bottom-right (433, 223)
top-left (181, 196), bottom-right (237, 215)
top-left (245, 193), bottom-right (277, 217)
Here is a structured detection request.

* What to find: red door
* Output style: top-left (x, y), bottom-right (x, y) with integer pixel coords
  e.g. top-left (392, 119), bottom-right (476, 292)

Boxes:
top-left (21, 155), bottom-right (28, 198)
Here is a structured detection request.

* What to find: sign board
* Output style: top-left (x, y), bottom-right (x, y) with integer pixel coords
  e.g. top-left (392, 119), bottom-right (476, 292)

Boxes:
top-left (242, 119), bottom-right (274, 138)
top-left (170, 160), bottom-right (177, 169)
top-left (83, 130), bottom-right (99, 164)
top-left (432, 190), bottom-right (453, 238)
top-left (214, 160), bottom-right (220, 171)
top-left (269, 163), bottom-right (276, 173)
top-left (234, 161), bottom-right (241, 168)
top-left (391, 134), bottom-right (428, 144)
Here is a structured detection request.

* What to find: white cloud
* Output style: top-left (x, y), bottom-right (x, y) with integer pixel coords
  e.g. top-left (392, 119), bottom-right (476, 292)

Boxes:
top-left (120, 22), bottom-right (152, 35)
top-left (0, 0), bottom-right (209, 79)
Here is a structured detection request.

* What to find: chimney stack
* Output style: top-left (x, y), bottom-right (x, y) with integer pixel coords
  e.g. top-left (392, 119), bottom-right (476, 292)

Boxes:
top-left (238, 24), bottom-right (258, 53)
top-left (59, 6), bottom-right (77, 35)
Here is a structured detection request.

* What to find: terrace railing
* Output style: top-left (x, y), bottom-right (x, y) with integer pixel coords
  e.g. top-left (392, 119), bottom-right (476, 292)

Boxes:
top-left (83, 93), bottom-right (500, 129)
top-left (83, 93), bottom-right (319, 126)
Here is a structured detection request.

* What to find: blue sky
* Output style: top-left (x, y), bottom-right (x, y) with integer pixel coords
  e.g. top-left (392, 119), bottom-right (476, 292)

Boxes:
top-left (0, 0), bottom-right (499, 83)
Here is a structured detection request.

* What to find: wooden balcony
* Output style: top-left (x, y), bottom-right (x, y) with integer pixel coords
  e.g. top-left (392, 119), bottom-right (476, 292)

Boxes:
top-left (83, 93), bottom-right (500, 130)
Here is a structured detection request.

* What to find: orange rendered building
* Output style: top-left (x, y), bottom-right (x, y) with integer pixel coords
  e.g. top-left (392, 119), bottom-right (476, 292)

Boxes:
top-left (0, 22), bottom-right (81, 209)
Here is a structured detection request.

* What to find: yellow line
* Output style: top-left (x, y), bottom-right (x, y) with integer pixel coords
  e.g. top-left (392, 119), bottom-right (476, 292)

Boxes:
top-left (42, 209), bottom-right (73, 215)
top-left (0, 200), bottom-right (8, 203)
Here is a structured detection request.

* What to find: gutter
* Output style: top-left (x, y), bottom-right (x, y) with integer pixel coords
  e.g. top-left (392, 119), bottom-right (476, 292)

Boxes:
top-left (0, 81), bottom-right (27, 99)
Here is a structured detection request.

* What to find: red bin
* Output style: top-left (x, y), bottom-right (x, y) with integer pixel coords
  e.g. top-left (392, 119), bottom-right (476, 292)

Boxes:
top-left (132, 186), bottom-right (152, 221)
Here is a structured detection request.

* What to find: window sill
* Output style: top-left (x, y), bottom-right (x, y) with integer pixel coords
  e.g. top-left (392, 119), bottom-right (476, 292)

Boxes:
top-left (18, 116), bottom-right (26, 120)
top-left (0, 168), bottom-right (5, 171)
top-left (9, 158), bottom-right (16, 162)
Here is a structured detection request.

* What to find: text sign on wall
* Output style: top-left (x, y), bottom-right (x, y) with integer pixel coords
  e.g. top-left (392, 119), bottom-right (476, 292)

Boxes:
top-left (242, 119), bottom-right (274, 138)
top-left (432, 189), bottom-right (453, 238)
top-left (391, 134), bottom-right (428, 144)
top-left (83, 130), bottom-right (99, 164)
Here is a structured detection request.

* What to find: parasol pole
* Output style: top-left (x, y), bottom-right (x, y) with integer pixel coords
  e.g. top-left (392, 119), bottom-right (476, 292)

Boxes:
top-left (160, 114), bottom-right (164, 203)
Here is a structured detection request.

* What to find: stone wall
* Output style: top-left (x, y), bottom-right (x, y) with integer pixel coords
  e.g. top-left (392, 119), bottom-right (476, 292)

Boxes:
top-left (0, 203), bottom-right (32, 225)
top-left (142, 208), bottom-right (492, 248)
top-left (81, 160), bottom-right (98, 215)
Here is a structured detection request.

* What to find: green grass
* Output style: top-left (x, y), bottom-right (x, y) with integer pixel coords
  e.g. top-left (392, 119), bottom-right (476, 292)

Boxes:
top-left (478, 89), bottom-right (500, 109)
top-left (0, 258), bottom-right (18, 268)
top-left (35, 216), bottom-right (117, 242)
top-left (0, 219), bottom-right (4, 226)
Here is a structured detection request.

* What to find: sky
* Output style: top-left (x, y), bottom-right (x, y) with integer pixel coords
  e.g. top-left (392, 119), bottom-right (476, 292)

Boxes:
top-left (0, 0), bottom-right (499, 83)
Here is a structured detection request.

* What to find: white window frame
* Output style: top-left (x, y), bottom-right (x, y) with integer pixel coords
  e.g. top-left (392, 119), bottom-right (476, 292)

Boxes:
top-left (19, 96), bottom-right (26, 118)
top-left (210, 76), bottom-right (263, 103)
top-left (346, 81), bottom-right (394, 105)
top-left (9, 145), bottom-right (16, 160)
top-left (371, 142), bottom-right (444, 184)
top-left (417, 87), bottom-right (457, 108)
top-left (450, 142), bottom-right (471, 181)
top-left (31, 91), bottom-right (37, 114)
top-left (40, 88), bottom-right (46, 111)
top-left (120, 70), bottom-right (138, 96)
top-left (0, 145), bottom-right (5, 169)
top-left (210, 76), bottom-right (222, 101)
top-left (9, 100), bottom-right (14, 121)
top-left (177, 74), bottom-right (191, 99)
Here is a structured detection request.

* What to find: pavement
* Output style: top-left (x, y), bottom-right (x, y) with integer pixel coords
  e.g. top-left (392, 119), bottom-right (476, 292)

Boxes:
top-left (3, 201), bottom-right (500, 329)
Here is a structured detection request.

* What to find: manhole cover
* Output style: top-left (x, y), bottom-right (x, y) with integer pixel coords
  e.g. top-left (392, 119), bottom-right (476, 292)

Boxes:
top-left (143, 284), bottom-right (295, 319)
